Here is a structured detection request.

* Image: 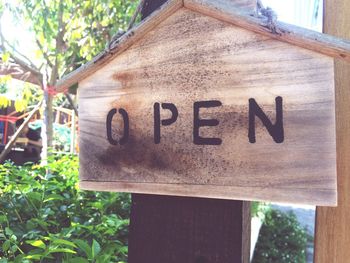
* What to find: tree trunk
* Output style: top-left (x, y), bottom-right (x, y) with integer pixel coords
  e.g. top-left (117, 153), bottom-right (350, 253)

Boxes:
top-left (42, 55), bottom-right (59, 159)
top-left (41, 90), bottom-right (54, 160)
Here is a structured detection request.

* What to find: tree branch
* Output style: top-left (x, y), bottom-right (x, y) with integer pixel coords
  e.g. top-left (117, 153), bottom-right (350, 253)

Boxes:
top-left (65, 93), bottom-right (78, 117)
top-left (127, 0), bottom-right (146, 31)
top-left (0, 60), bottom-right (42, 86)
top-left (49, 0), bottom-right (65, 85)
top-left (0, 18), bottom-right (40, 72)
top-left (60, 53), bottom-right (78, 78)
top-left (0, 14), bottom-right (43, 86)
top-left (1, 49), bottom-right (43, 86)
top-left (35, 38), bottom-right (54, 68)
top-left (0, 53), bottom-right (43, 86)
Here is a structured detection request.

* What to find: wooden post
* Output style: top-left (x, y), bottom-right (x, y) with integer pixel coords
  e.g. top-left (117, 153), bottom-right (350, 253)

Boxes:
top-left (128, 1), bottom-right (252, 262)
top-left (129, 195), bottom-right (251, 263)
top-left (314, 1), bottom-right (350, 262)
top-left (70, 109), bottom-right (76, 154)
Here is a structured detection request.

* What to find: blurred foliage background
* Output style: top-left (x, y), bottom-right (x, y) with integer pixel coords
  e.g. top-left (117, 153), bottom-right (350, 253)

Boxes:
top-left (0, 155), bottom-right (130, 263)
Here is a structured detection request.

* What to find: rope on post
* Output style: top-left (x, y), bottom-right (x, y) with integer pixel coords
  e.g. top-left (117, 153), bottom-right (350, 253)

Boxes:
top-left (256, 0), bottom-right (281, 34)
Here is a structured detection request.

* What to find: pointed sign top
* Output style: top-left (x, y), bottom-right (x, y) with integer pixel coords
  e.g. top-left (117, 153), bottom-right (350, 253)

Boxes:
top-left (56, 0), bottom-right (350, 92)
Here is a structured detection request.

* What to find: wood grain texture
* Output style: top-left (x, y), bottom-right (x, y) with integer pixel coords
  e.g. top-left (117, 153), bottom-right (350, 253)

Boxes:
top-left (55, 0), bottom-right (350, 92)
top-left (314, 1), bottom-right (350, 262)
top-left (78, 8), bottom-right (337, 205)
top-left (185, 0), bottom-right (350, 61)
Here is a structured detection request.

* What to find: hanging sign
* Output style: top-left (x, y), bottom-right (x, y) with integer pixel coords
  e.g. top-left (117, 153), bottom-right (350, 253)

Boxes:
top-left (72, 2), bottom-right (339, 205)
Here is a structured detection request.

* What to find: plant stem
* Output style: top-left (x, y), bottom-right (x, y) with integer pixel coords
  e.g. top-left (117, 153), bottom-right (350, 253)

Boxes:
top-left (7, 199), bottom-right (23, 224)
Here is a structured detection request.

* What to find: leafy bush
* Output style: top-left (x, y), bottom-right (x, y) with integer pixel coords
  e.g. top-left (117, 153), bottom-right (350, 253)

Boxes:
top-left (251, 202), bottom-right (270, 219)
top-left (0, 155), bottom-right (130, 263)
top-left (252, 209), bottom-right (308, 263)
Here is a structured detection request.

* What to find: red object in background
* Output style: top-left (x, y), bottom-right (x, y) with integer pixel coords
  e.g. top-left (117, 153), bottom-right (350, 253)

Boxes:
top-left (45, 85), bottom-right (68, 96)
top-left (0, 113), bottom-right (29, 144)
top-left (0, 115), bottom-right (18, 144)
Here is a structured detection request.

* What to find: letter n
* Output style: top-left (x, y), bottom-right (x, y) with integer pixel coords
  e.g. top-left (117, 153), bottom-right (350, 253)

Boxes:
top-left (248, 97), bottom-right (284, 143)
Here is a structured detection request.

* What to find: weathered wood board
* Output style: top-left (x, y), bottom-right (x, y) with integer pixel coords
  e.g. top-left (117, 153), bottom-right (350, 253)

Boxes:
top-left (314, 0), bottom-right (350, 261)
top-left (78, 8), bottom-right (337, 205)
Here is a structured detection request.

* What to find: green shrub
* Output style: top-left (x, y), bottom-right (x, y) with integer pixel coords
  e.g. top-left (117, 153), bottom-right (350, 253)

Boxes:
top-left (0, 154), bottom-right (130, 263)
top-left (252, 209), bottom-right (308, 263)
top-left (251, 202), bottom-right (270, 219)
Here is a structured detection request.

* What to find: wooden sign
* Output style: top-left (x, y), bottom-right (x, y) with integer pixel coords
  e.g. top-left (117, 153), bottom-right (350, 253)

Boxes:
top-left (55, 0), bottom-right (350, 206)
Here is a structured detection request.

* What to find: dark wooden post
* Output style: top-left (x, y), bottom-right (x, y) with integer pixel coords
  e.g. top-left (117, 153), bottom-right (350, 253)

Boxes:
top-left (128, 1), bottom-right (253, 263)
top-left (129, 195), bottom-right (251, 263)
top-left (314, 0), bottom-right (350, 262)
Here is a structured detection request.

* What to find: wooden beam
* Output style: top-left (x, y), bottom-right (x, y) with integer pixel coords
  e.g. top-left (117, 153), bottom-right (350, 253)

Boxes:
top-left (0, 99), bottom-right (43, 163)
top-left (314, 1), bottom-right (350, 262)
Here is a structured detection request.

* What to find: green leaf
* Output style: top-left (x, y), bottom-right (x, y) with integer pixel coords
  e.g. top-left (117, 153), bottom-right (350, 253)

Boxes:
top-left (14, 99), bottom-right (27, 112)
top-left (27, 192), bottom-right (42, 202)
top-left (26, 239), bottom-right (46, 249)
top-left (96, 254), bottom-right (111, 263)
top-left (44, 194), bottom-right (65, 202)
top-left (0, 74), bottom-right (12, 83)
top-left (13, 254), bottom-right (25, 263)
top-left (5, 227), bottom-right (13, 236)
top-left (24, 255), bottom-right (42, 260)
top-left (68, 257), bottom-right (89, 263)
top-left (74, 239), bottom-right (92, 259)
top-left (48, 248), bottom-right (76, 254)
top-left (0, 155), bottom-right (129, 262)
top-left (0, 95), bottom-right (10, 108)
top-left (52, 238), bottom-right (77, 248)
top-left (92, 239), bottom-right (101, 259)
top-left (25, 219), bottom-right (38, 230)
top-left (1, 52), bottom-right (10, 63)
top-left (118, 245), bottom-right (128, 255)
top-left (2, 240), bottom-right (11, 251)
top-left (32, 219), bottom-right (48, 231)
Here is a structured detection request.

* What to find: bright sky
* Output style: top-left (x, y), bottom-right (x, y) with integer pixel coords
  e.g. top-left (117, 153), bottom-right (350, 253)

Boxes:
top-left (1, 6), bottom-right (38, 99)
top-left (1, 8), bottom-right (38, 65)
top-left (262, 0), bottom-right (322, 31)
